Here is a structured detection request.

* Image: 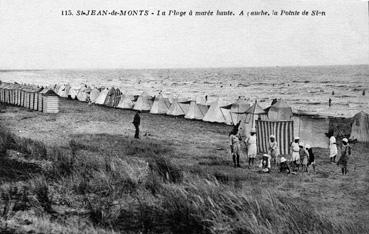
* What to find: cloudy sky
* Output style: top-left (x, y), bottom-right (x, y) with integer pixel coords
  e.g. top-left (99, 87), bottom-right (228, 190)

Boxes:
top-left (0, 0), bottom-right (367, 69)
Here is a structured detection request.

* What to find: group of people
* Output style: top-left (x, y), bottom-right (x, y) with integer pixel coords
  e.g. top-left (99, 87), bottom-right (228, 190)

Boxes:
top-left (229, 128), bottom-right (352, 175)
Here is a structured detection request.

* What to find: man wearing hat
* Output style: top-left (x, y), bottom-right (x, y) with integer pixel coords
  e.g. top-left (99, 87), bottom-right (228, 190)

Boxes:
top-left (337, 138), bottom-right (351, 175)
top-left (245, 128), bottom-right (257, 167)
top-left (290, 137), bottom-right (300, 172)
top-left (268, 135), bottom-right (279, 166)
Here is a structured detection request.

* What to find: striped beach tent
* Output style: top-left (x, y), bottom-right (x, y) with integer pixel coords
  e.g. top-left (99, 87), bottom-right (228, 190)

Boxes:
top-left (256, 120), bottom-right (294, 155)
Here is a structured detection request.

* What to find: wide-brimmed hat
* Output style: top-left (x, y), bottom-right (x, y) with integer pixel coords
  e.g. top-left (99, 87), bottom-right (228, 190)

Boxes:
top-left (305, 144), bottom-right (311, 149)
top-left (270, 135), bottom-right (275, 138)
top-left (250, 128), bottom-right (256, 133)
top-left (263, 154), bottom-right (271, 158)
top-left (299, 142), bottom-right (304, 147)
top-left (294, 136), bottom-right (300, 140)
top-left (342, 138), bottom-right (348, 143)
top-left (280, 157), bottom-right (287, 163)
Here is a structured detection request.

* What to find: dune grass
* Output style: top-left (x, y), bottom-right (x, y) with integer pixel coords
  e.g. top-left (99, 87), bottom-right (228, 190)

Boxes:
top-left (0, 124), bottom-right (367, 234)
top-left (0, 99), bottom-right (368, 233)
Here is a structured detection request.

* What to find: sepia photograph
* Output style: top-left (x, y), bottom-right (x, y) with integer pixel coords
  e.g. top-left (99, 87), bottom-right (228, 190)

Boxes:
top-left (0, 0), bottom-right (368, 233)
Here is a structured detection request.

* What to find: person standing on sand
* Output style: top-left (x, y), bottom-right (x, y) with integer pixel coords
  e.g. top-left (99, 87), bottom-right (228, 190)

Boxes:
top-left (132, 111), bottom-right (141, 139)
top-left (337, 138), bottom-right (351, 175)
top-left (229, 130), bottom-right (241, 168)
top-left (299, 142), bottom-right (309, 172)
top-left (329, 134), bottom-right (338, 163)
top-left (245, 128), bottom-right (257, 167)
top-left (268, 135), bottom-right (279, 166)
top-left (306, 144), bottom-right (316, 173)
top-left (290, 137), bottom-right (300, 172)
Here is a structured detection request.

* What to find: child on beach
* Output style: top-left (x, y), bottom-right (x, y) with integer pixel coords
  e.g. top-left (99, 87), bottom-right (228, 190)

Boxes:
top-left (245, 128), bottom-right (257, 167)
top-left (268, 135), bottom-right (279, 166)
top-left (279, 157), bottom-right (290, 174)
top-left (259, 154), bottom-right (271, 173)
top-left (229, 130), bottom-right (241, 168)
top-left (329, 134), bottom-right (338, 163)
top-left (337, 138), bottom-right (351, 175)
top-left (291, 137), bottom-right (300, 172)
top-left (299, 142), bottom-right (309, 172)
top-left (306, 144), bottom-right (316, 173)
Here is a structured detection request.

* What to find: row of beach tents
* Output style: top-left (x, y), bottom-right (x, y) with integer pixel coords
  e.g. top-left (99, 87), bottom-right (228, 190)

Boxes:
top-left (53, 83), bottom-right (293, 127)
top-left (52, 83), bottom-right (369, 147)
top-left (0, 81), bottom-right (367, 155)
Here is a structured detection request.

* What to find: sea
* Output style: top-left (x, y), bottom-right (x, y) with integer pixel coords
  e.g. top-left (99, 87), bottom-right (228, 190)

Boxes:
top-left (0, 65), bottom-right (368, 118)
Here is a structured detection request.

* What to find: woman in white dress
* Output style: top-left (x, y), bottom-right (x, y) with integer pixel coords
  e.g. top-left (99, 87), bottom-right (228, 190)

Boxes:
top-left (245, 128), bottom-right (257, 167)
top-left (329, 135), bottom-right (338, 162)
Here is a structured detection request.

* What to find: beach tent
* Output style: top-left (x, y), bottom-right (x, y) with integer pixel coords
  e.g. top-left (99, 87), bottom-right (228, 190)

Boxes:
top-left (229, 98), bottom-right (250, 125)
top-left (89, 88), bottom-right (100, 103)
top-left (56, 84), bottom-right (70, 98)
top-left (133, 92), bottom-right (154, 111)
top-left (117, 94), bottom-right (137, 109)
top-left (112, 89), bottom-right (122, 107)
top-left (167, 99), bottom-right (191, 116)
top-left (292, 113), bottom-right (329, 148)
top-left (150, 94), bottom-right (171, 114)
top-left (68, 85), bottom-right (81, 99)
top-left (238, 101), bottom-right (268, 137)
top-left (185, 101), bottom-right (209, 120)
top-left (350, 111), bottom-right (369, 142)
top-left (76, 85), bottom-right (91, 102)
top-left (267, 99), bottom-right (293, 120)
top-left (202, 99), bottom-right (233, 125)
top-left (104, 88), bottom-right (122, 107)
top-left (94, 88), bottom-right (110, 105)
top-left (256, 120), bottom-right (294, 155)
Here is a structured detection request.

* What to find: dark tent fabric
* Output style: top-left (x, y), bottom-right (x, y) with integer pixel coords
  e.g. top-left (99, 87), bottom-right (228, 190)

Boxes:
top-left (256, 120), bottom-right (294, 155)
top-left (104, 88), bottom-right (122, 107)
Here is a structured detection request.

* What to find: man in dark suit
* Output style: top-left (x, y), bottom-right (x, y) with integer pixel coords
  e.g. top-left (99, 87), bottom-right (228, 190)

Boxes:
top-left (133, 111), bottom-right (141, 139)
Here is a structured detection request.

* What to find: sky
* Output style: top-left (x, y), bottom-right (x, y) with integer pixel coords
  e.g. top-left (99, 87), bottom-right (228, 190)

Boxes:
top-left (0, 0), bottom-right (368, 69)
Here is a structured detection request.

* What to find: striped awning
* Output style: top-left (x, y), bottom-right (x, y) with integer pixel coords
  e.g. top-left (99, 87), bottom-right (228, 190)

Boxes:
top-left (256, 120), bottom-right (294, 155)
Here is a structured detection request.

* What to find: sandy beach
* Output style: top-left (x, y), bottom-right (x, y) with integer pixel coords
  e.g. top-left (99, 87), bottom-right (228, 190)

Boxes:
top-left (0, 97), bottom-right (368, 233)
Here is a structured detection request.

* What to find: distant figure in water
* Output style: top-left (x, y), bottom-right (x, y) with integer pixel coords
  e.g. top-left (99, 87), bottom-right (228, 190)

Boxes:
top-left (363, 90), bottom-right (366, 96)
top-left (205, 95), bottom-right (208, 102)
top-left (328, 98), bottom-right (332, 107)
top-left (132, 111), bottom-right (141, 139)
top-left (332, 91), bottom-right (335, 95)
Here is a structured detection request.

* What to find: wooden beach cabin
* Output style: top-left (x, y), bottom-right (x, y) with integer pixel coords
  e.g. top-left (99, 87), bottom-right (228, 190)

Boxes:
top-left (40, 89), bottom-right (59, 113)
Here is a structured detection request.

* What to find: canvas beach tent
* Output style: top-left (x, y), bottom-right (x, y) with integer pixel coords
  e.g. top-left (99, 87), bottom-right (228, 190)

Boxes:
top-left (185, 101), bottom-right (209, 120)
top-left (117, 94), bottom-right (138, 109)
top-left (292, 112), bottom-right (329, 148)
top-left (68, 85), bottom-right (82, 100)
top-left (103, 87), bottom-right (116, 107)
top-left (240, 100), bottom-right (268, 135)
top-left (56, 84), bottom-right (70, 98)
top-left (202, 99), bottom-right (233, 125)
top-left (350, 111), bottom-right (369, 142)
top-left (89, 88), bottom-right (100, 103)
top-left (104, 88), bottom-right (122, 107)
top-left (133, 92), bottom-right (154, 111)
top-left (94, 88), bottom-right (110, 105)
top-left (167, 99), bottom-right (191, 116)
top-left (229, 98), bottom-right (250, 125)
top-left (150, 94), bottom-right (171, 114)
top-left (76, 85), bottom-right (92, 102)
top-left (267, 99), bottom-right (293, 120)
